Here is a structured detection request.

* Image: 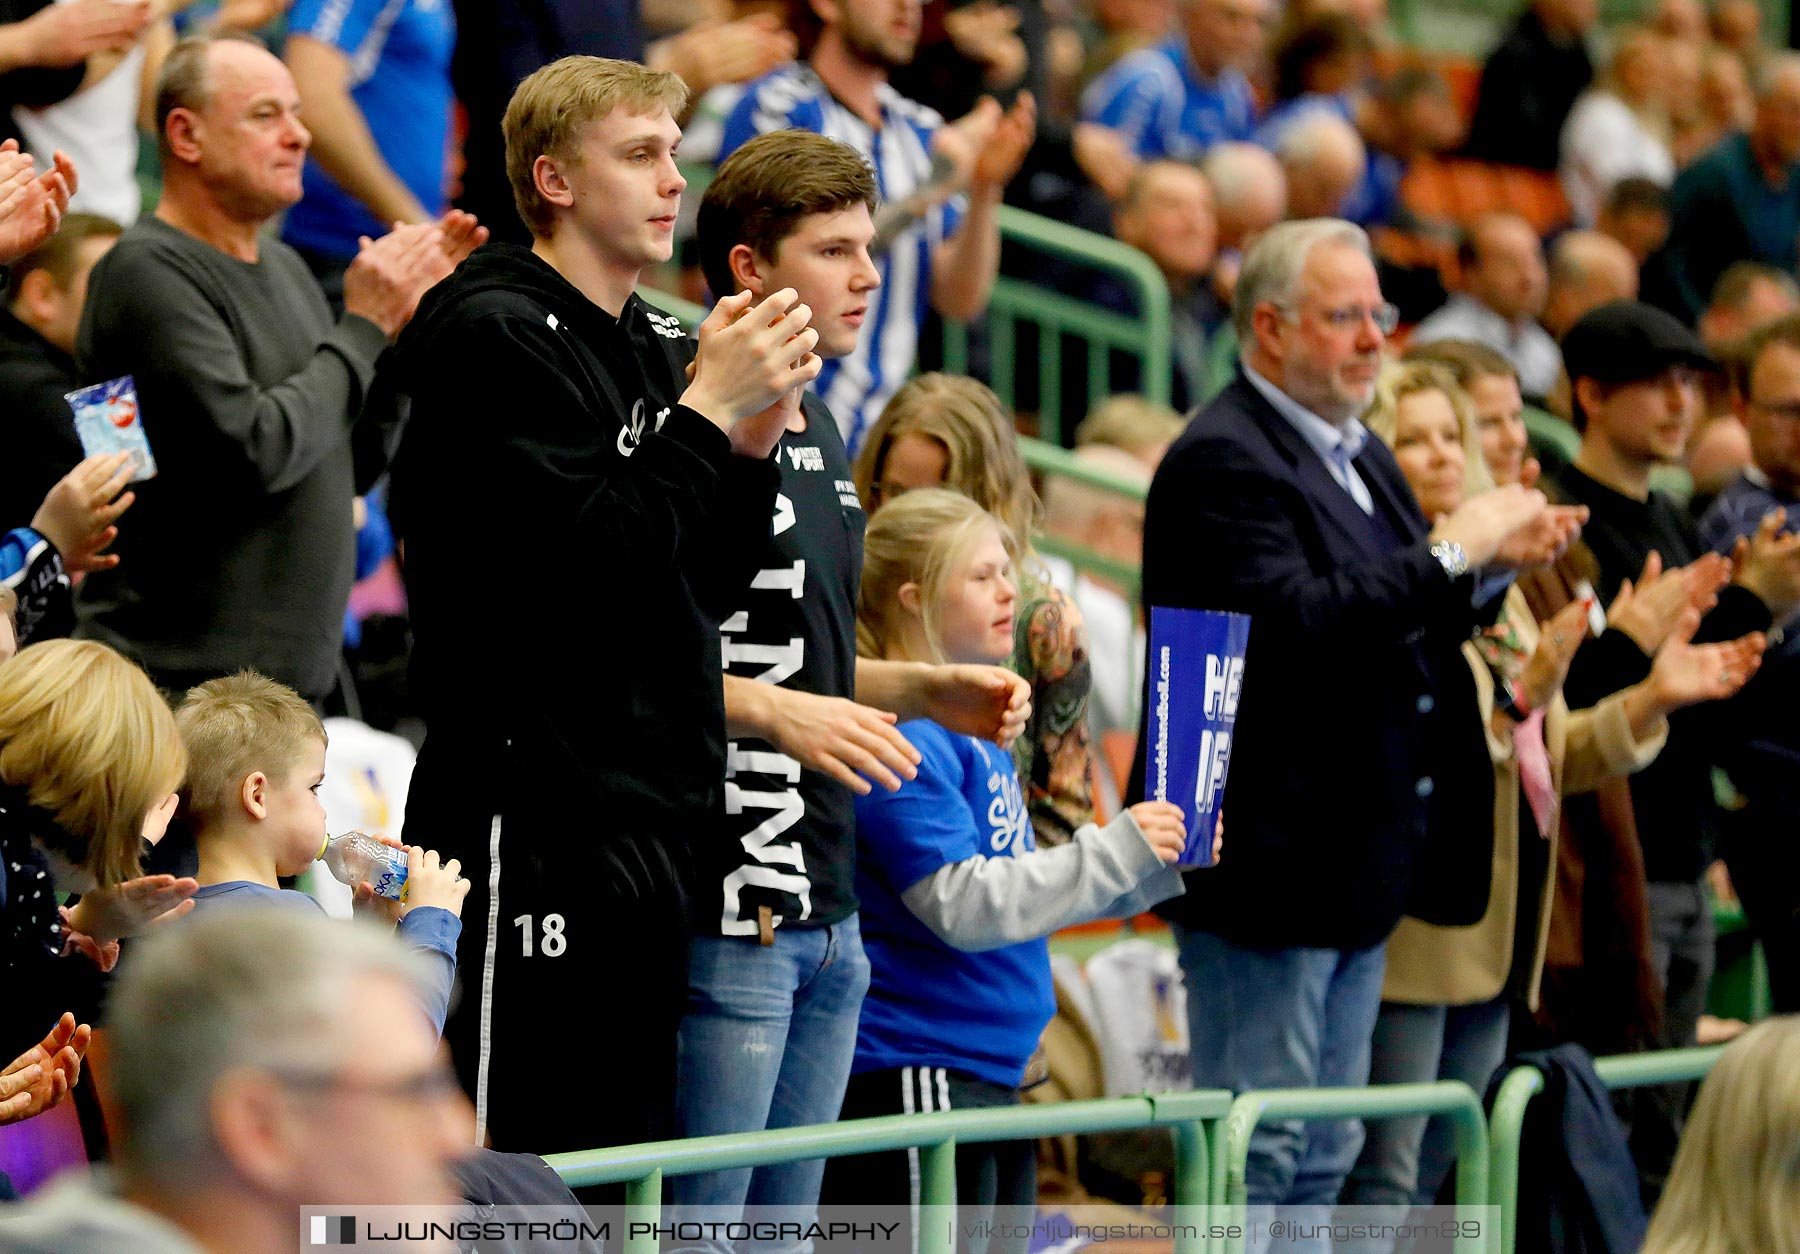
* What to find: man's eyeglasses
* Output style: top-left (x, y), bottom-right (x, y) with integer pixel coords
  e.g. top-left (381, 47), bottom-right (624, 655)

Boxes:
top-left (268, 1065), bottom-right (463, 1106)
top-left (1275, 300), bottom-right (1400, 335)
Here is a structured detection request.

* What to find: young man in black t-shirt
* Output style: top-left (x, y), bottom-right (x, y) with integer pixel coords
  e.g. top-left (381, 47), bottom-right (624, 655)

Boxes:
top-left (1553, 301), bottom-right (1795, 1199)
top-left (676, 131), bottom-right (1031, 1228)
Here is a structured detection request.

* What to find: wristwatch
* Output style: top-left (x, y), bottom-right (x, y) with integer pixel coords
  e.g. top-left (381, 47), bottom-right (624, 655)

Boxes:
top-left (1429, 540), bottom-right (1470, 580)
top-left (1493, 675), bottom-right (1533, 723)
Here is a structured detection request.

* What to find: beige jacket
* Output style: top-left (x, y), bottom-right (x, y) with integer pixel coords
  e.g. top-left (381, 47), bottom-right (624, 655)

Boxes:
top-left (1382, 588), bottom-right (1669, 1009)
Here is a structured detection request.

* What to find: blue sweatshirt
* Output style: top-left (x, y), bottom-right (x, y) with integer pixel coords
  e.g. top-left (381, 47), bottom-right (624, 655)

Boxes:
top-left (189, 881), bottom-right (460, 1037)
top-left (852, 720), bottom-right (1056, 1088)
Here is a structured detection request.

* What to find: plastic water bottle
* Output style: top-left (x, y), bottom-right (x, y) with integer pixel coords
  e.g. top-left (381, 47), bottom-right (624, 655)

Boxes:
top-left (318, 831), bottom-right (409, 901)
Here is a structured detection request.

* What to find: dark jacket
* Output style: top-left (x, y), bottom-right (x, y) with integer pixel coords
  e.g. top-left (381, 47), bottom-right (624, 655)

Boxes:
top-left (1464, 8), bottom-right (1593, 171)
top-left (1487, 1045), bottom-right (1647, 1254)
top-left (0, 308), bottom-right (81, 529)
top-left (1129, 373), bottom-right (1494, 949)
top-left (1643, 132), bottom-right (1800, 322)
top-left (387, 244), bottom-right (776, 861)
top-left (1548, 465), bottom-right (1773, 884)
top-left (451, 1150), bottom-right (600, 1253)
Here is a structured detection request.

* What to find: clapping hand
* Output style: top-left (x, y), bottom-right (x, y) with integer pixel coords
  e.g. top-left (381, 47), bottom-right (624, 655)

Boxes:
top-left (0, 1014), bottom-right (90, 1127)
top-left (1645, 609), bottom-right (1765, 711)
top-left (0, 141), bottom-right (75, 265)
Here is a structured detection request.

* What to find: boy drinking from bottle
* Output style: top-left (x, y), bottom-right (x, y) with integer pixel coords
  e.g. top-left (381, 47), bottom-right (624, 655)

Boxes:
top-left (174, 672), bottom-right (467, 1035)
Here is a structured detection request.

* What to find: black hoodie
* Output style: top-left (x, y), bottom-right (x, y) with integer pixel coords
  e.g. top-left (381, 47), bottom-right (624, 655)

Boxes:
top-left (388, 244), bottom-right (777, 853)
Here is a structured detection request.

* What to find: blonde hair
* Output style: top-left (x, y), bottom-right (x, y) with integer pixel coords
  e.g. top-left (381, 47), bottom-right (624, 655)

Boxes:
top-left (0, 640), bottom-right (185, 888)
top-left (854, 374), bottom-right (1042, 574)
top-left (175, 672), bottom-right (325, 832)
top-left (503, 56), bottom-right (690, 238)
top-left (858, 489), bottom-right (1011, 665)
top-left (1074, 395), bottom-right (1186, 458)
top-left (1362, 360), bottom-right (1495, 501)
top-left (1642, 1017), bottom-right (1800, 1254)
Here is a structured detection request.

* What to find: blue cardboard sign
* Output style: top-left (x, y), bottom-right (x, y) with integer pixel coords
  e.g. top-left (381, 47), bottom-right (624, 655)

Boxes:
top-left (1144, 606), bottom-right (1251, 868)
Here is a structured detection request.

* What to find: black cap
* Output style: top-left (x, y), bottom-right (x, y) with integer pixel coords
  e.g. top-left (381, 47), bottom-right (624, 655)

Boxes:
top-left (1560, 300), bottom-right (1714, 386)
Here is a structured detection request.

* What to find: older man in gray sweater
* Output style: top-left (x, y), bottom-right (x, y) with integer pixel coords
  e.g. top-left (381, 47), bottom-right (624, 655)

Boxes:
top-left (74, 34), bottom-right (480, 700)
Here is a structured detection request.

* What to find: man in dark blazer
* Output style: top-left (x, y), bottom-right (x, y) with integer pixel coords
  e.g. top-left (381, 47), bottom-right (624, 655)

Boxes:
top-left (1133, 218), bottom-right (1586, 1232)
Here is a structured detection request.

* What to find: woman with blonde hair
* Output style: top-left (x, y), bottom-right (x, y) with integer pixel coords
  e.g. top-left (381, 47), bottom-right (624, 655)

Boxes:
top-left (1344, 361), bottom-right (1762, 1223)
top-left (826, 487), bottom-right (1197, 1238)
top-left (0, 638), bottom-right (194, 1154)
top-left (1643, 1015), bottom-right (1800, 1254)
top-left (855, 374), bottom-right (1096, 845)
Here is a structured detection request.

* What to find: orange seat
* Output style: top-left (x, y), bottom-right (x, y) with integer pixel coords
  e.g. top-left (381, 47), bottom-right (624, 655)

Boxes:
top-left (1401, 158), bottom-right (1572, 237)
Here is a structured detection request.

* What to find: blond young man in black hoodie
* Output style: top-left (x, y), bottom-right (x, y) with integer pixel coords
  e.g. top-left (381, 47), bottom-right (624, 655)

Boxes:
top-left (388, 55), bottom-right (820, 1159)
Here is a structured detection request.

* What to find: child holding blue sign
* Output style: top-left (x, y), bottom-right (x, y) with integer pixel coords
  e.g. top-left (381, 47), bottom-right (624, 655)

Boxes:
top-left (824, 489), bottom-right (1215, 1240)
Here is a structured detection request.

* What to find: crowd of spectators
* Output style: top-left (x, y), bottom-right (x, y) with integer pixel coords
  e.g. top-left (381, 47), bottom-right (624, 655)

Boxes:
top-left (0, 0), bottom-right (1796, 1250)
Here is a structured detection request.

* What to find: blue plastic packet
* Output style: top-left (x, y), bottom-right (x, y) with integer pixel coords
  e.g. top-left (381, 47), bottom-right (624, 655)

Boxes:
top-left (1143, 606), bottom-right (1251, 868)
top-left (66, 375), bottom-right (156, 482)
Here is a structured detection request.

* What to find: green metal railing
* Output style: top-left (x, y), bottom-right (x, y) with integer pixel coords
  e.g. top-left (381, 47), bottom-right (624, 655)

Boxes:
top-left (643, 204), bottom-right (1172, 446)
top-left (942, 206), bottom-right (1171, 443)
top-left (1018, 434), bottom-right (1150, 597)
top-left (545, 1042), bottom-right (1749, 1254)
top-left (1211, 1081), bottom-right (1492, 1254)
top-left (1488, 1044), bottom-right (1726, 1254)
top-left (545, 1091), bottom-right (1233, 1254)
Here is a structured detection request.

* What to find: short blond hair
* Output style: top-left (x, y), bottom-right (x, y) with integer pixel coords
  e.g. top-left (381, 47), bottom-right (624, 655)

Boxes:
top-left (858, 489), bottom-right (1011, 664)
top-left (1074, 395), bottom-right (1186, 457)
top-left (503, 56), bottom-right (689, 237)
top-left (0, 640), bottom-right (186, 888)
top-left (1362, 360), bottom-right (1495, 500)
top-left (175, 672), bottom-right (324, 831)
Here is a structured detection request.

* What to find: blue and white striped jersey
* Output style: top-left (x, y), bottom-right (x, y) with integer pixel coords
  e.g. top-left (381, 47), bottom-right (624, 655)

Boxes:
top-left (719, 63), bottom-right (966, 456)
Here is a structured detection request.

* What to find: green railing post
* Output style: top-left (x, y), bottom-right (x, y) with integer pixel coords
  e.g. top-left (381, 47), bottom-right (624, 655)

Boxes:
top-left (942, 205), bottom-right (1172, 431)
top-left (1220, 1083), bottom-right (1491, 1254)
top-left (624, 1168), bottom-right (662, 1254)
top-left (1170, 1121), bottom-right (1210, 1254)
top-left (1208, 1110), bottom-right (1233, 1250)
top-left (1147, 1089), bottom-right (1234, 1254)
top-left (918, 1137), bottom-right (958, 1254)
top-left (1487, 1066), bottom-right (1544, 1254)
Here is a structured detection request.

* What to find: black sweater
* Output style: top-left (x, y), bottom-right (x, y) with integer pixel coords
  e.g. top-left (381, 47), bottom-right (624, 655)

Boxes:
top-left (1551, 465), bottom-right (1773, 882)
top-left (388, 245), bottom-right (777, 848)
top-left (74, 217), bottom-right (391, 698)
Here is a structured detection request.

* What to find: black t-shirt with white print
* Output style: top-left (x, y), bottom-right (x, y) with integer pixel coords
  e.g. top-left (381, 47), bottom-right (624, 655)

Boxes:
top-left (701, 391), bottom-right (865, 935)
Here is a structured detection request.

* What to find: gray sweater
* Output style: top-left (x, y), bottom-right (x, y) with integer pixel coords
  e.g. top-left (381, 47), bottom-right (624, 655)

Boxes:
top-left (73, 216), bottom-right (390, 697)
top-left (902, 808), bottom-right (1186, 950)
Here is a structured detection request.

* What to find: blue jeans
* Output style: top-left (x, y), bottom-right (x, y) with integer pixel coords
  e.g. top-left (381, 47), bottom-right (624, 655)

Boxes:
top-left (1175, 925), bottom-right (1387, 1254)
top-left (1341, 995), bottom-right (1511, 1251)
top-left (672, 915), bottom-right (871, 1254)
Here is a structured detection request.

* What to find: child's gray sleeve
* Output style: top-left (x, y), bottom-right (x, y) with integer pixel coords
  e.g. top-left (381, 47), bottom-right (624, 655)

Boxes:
top-left (898, 809), bottom-right (1186, 952)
